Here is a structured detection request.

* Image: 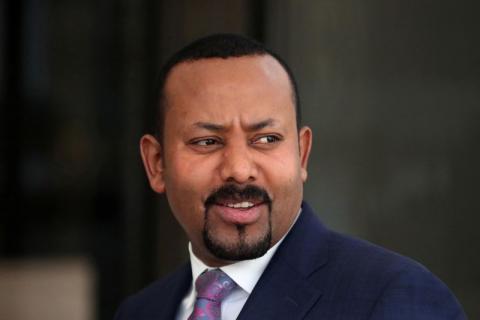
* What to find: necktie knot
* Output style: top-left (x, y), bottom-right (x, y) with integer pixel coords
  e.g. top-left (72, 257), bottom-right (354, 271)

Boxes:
top-left (195, 269), bottom-right (236, 301)
top-left (188, 269), bottom-right (236, 320)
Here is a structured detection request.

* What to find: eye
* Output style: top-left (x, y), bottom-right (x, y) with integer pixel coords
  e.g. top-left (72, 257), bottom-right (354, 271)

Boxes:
top-left (252, 135), bottom-right (281, 145)
top-left (193, 138), bottom-right (219, 146)
top-left (188, 137), bottom-right (223, 152)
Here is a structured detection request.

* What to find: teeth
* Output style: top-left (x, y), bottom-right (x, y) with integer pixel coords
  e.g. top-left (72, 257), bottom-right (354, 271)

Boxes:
top-left (226, 201), bottom-right (254, 209)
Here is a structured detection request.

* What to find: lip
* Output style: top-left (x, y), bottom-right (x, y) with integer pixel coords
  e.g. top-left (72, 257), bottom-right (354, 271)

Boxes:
top-left (211, 202), bottom-right (266, 225)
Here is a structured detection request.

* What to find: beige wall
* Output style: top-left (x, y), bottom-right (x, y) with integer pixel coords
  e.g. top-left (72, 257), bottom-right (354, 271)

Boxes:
top-left (0, 258), bottom-right (95, 320)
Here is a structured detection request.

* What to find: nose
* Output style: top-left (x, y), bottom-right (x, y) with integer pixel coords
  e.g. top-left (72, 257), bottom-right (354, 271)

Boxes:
top-left (219, 142), bottom-right (258, 184)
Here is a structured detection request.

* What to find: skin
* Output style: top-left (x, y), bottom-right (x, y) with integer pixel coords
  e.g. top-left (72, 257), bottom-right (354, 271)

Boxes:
top-left (140, 55), bottom-right (312, 267)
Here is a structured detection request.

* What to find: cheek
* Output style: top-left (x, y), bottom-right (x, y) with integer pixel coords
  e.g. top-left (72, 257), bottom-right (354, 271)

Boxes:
top-left (163, 153), bottom-right (219, 221)
top-left (166, 155), bottom-right (218, 194)
top-left (262, 148), bottom-right (302, 186)
top-left (261, 146), bottom-right (304, 216)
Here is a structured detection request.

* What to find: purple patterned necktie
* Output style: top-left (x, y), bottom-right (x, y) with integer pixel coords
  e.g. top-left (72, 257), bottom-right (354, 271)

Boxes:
top-left (188, 269), bottom-right (237, 320)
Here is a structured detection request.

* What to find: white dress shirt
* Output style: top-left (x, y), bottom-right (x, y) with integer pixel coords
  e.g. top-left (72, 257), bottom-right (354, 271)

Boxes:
top-left (176, 209), bottom-right (301, 320)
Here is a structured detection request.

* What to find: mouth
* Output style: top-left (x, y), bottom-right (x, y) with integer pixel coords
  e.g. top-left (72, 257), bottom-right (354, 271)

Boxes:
top-left (204, 184), bottom-right (272, 225)
top-left (211, 201), bottom-right (267, 225)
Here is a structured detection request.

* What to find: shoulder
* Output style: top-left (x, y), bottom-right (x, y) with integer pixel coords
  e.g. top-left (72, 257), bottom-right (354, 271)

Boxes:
top-left (284, 203), bottom-right (465, 318)
top-left (313, 228), bottom-right (466, 318)
top-left (367, 261), bottom-right (467, 319)
top-left (114, 263), bottom-right (191, 320)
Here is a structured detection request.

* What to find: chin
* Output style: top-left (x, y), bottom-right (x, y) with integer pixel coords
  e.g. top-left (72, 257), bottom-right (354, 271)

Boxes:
top-left (203, 225), bottom-right (272, 261)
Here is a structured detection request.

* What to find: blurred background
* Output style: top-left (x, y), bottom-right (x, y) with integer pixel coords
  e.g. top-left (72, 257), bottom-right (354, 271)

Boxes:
top-left (1, 0), bottom-right (479, 319)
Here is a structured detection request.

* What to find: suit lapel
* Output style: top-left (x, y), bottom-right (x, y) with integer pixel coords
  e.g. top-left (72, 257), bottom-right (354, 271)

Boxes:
top-left (237, 202), bottom-right (329, 320)
top-left (236, 259), bottom-right (323, 320)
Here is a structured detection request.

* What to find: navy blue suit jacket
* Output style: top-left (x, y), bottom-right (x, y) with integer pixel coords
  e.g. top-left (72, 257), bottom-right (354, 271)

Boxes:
top-left (115, 202), bottom-right (466, 319)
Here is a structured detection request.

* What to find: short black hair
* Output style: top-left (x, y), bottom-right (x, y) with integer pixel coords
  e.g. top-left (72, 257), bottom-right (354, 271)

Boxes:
top-left (153, 33), bottom-right (301, 141)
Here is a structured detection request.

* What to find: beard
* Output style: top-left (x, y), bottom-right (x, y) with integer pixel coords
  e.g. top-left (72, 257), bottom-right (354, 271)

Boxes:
top-left (203, 184), bottom-right (272, 261)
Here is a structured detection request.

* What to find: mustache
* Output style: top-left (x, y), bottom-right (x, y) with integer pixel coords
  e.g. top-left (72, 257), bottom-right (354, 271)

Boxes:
top-left (205, 184), bottom-right (272, 209)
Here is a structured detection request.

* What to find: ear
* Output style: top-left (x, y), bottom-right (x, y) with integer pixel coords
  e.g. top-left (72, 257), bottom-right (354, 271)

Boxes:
top-left (140, 134), bottom-right (166, 193)
top-left (298, 126), bottom-right (313, 182)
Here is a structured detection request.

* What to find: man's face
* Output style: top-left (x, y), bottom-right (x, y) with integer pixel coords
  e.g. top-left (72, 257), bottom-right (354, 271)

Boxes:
top-left (141, 55), bottom-right (312, 266)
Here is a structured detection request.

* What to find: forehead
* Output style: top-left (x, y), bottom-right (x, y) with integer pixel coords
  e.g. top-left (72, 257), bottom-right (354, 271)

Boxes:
top-left (163, 55), bottom-right (295, 124)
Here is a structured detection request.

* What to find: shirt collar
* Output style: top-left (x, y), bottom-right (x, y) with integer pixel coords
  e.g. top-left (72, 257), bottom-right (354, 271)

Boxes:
top-left (189, 208), bottom-right (302, 294)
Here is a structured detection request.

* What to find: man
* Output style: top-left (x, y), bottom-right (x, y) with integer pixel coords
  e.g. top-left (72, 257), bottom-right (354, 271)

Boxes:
top-left (115, 34), bottom-right (466, 319)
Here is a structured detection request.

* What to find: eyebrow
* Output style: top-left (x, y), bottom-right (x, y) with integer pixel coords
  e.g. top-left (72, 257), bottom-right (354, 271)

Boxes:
top-left (193, 118), bottom-right (277, 132)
